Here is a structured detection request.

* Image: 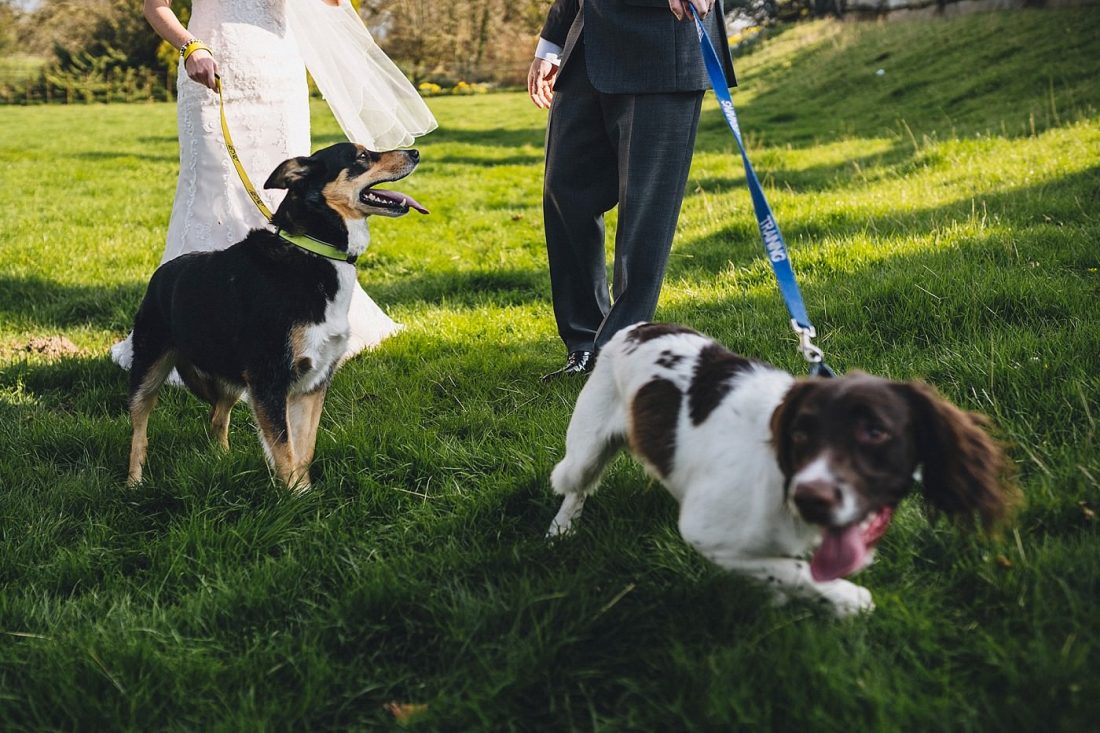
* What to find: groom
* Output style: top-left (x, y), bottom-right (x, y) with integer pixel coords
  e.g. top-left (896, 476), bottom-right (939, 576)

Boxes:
top-left (529, 0), bottom-right (736, 380)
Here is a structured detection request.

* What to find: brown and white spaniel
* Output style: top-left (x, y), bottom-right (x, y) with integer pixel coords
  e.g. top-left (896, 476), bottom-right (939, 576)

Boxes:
top-left (547, 322), bottom-right (1016, 616)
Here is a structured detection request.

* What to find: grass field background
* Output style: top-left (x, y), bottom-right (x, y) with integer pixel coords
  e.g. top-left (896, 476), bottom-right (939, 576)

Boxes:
top-left (1, 9), bottom-right (1098, 730)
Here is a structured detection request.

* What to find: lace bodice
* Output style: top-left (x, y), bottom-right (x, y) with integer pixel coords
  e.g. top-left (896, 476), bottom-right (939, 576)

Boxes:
top-left (189, 0), bottom-right (289, 35)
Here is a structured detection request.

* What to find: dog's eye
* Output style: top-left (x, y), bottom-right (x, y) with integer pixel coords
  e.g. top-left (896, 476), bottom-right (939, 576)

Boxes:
top-left (856, 423), bottom-right (890, 444)
top-left (791, 429), bottom-right (810, 445)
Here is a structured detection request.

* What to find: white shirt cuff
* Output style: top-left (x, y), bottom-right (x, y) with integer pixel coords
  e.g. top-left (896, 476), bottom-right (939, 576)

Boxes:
top-left (534, 38), bottom-right (564, 66)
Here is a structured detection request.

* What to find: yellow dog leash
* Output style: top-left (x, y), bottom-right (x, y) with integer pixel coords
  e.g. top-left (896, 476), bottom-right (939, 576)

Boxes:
top-left (182, 40), bottom-right (357, 263)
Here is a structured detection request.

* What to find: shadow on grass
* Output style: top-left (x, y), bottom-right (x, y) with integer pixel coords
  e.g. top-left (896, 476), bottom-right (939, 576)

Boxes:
top-left (135, 135), bottom-right (179, 145)
top-left (689, 139), bottom-right (914, 194)
top-left (435, 152), bottom-right (544, 168)
top-left (0, 266), bottom-right (549, 335)
top-left (673, 230), bottom-right (1086, 333)
top-left (670, 164), bottom-right (1100, 283)
top-left (0, 275), bottom-right (144, 332)
top-left (74, 150), bottom-right (179, 164)
top-left (1, 354), bottom-right (130, 415)
top-left (365, 266), bottom-right (549, 310)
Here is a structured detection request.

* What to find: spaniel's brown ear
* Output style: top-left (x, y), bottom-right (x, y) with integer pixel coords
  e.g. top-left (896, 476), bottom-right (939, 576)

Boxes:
top-left (264, 156), bottom-right (318, 190)
top-left (895, 381), bottom-right (1019, 531)
top-left (769, 379), bottom-right (818, 483)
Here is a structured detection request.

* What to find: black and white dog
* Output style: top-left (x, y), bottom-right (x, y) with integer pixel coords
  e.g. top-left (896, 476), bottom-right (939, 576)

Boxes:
top-left (548, 323), bottom-right (1016, 616)
top-left (126, 143), bottom-right (425, 491)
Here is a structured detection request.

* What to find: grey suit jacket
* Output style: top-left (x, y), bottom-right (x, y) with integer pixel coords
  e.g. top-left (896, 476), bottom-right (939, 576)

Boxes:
top-left (541, 0), bottom-right (736, 94)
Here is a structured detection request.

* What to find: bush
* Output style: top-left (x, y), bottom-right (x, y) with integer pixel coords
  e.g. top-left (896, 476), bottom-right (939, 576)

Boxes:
top-left (1, 58), bottom-right (170, 105)
top-left (415, 80), bottom-right (490, 97)
top-left (450, 80), bottom-right (490, 95)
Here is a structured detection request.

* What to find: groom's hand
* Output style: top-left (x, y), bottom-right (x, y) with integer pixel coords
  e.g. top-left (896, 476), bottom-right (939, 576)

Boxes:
top-left (669, 0), bottom-right (714, 21)
top-left (528, 58), bottom-right (559, 110)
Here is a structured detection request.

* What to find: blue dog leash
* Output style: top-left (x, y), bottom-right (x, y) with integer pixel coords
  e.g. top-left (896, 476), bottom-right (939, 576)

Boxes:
top-left (689, 6), bottom-right (835, 378)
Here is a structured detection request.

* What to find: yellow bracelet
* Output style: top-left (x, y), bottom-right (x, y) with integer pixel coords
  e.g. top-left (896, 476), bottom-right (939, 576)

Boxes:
top-left (180, 39), bottom-right (213, 62)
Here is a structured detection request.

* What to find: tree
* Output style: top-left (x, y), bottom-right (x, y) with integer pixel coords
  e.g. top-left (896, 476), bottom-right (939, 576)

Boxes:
top-left (14, 0), bottom-right (173, 69)
top-left (360, 0), bottom-right (549, 85)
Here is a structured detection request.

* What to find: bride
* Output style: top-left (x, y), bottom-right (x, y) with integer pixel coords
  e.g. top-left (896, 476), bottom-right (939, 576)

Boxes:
top-left (111, 0), bottom-right (436, 369)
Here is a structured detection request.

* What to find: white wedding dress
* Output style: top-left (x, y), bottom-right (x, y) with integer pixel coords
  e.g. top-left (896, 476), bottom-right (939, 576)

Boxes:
top-left (112, 0), bottom-right (434, 371)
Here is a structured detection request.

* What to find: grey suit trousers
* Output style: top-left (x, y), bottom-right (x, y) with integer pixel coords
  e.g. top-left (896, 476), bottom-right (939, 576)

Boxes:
top-left (543, 40), bottom-right (703, 353)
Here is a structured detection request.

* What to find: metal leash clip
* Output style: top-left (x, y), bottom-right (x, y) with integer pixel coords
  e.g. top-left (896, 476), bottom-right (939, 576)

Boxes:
top-left (791, 320), bottom-right (836, 378)
top-left (791, 319), bottom-right (824, 364)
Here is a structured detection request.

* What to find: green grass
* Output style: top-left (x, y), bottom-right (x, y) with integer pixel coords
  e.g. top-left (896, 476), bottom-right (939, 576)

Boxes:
top-left (1, 8), bottom-right (1099, 730)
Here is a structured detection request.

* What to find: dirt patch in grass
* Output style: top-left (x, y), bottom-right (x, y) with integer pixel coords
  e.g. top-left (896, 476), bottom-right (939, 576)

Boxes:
top-left (20, 336), bottom-right (80, 358)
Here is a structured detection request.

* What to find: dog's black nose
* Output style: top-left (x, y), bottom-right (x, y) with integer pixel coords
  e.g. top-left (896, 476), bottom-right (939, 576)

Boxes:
top-left (793, 480), bottom-right (841, 524)
top-left (407, 149), bottom-right (420, 162)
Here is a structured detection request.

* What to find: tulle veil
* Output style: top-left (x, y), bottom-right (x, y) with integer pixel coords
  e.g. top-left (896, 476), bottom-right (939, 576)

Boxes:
top-left (286, 0), bottom-right (437, 149)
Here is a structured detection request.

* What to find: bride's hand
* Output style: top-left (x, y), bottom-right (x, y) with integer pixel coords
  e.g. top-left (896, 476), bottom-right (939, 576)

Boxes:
top-left (319, 0), bottom-right (341, 5)
top-left (184, 48), bottom-right (218, 91)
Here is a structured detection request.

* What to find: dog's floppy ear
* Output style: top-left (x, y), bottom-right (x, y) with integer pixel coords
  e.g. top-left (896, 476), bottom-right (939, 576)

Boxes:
top-left (264, 156), bottom-right (320, 190)
top-left (895, 381), bottom-right (1018, 531)
top-left (769, 379), bottom-right (818, 483)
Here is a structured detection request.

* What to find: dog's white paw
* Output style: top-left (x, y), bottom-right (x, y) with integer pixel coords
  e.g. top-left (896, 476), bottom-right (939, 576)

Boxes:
top-left (546, 493), bottom-right (585, 540)
top-left (545, 518), bottom-right (574, 540)
top-left (822, 581), bottom-right (875, 618)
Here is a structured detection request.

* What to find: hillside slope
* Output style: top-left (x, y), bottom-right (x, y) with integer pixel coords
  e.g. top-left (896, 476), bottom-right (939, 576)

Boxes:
top-left (723, 9), bottom-right (1100, 143)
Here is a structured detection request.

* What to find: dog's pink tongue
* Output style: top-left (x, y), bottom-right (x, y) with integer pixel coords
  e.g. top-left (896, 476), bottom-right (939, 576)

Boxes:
top-left (810, 525), bottom-right (867, 583)
top-left (373, 188), bottom-right (429, 214)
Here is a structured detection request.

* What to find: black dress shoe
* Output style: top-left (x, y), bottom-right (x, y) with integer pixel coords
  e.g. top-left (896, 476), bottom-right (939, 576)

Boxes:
top-left (541, 350), bottom-right (595, 382)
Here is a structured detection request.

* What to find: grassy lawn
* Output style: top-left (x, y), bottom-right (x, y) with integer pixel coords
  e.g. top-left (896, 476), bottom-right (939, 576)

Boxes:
top-left (1, 8), bottom-right (1098, 730)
